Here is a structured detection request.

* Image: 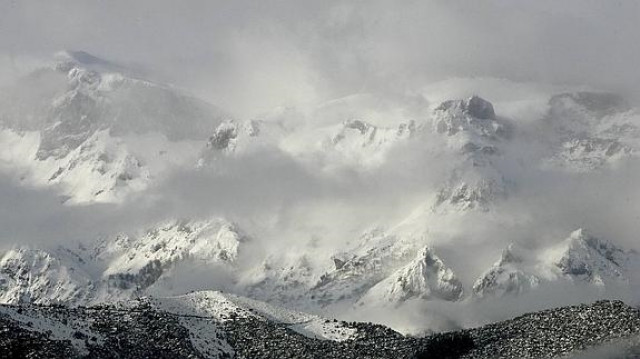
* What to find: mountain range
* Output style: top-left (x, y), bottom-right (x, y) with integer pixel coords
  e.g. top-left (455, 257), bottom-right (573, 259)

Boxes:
top-left (0, 51), bottom-right (639, 334)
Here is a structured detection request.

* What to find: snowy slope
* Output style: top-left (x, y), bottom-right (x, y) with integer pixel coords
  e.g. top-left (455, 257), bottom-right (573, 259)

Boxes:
top-left (358, 246), bottom-right (463, 306)
top-left (309, 229), bottom-right (421, 307)
top-left (147, 290), bottom-right (358, 341)
top-left (0, 51), bottom-right (228, 203)
top-left (473, 229), bottom-right (640, 299)
top-left (0, 217), bottom-right (249, 305)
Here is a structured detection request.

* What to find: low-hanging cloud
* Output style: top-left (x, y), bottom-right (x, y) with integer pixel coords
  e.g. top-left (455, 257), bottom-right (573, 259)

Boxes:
top-left (1, 1), bottom-right (639, 117)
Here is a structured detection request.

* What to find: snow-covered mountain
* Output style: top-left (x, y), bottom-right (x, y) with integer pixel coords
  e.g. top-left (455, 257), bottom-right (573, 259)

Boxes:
top-left (473, 229), bottom-right (640, 299)
top-left (430, 95), bottom-right (510, 212)
top-left (0, 246), bottom-right (96, 305)
top-left (0, 217), bottom-right (248, 305)
top-left (357, 246), bottom-right (463, 306)
top-left (0, 50), bottom-right (228, 203)
top-left (1, 51), bottom-right (640, 333)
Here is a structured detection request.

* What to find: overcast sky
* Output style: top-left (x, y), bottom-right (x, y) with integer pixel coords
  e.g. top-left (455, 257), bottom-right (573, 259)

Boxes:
top-left (1, 0), bottom-right (639, 117)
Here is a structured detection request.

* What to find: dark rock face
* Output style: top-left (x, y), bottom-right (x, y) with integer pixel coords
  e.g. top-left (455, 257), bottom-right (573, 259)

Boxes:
top-left (208, 123), bottom-right (238, 150)
top-left (436, 96), bottom-right (496, 121)
top-left (107, 259), bottom-right (166, 290)
top-left (1, 300), bottom-right (639, 358)
top-left (466, 96), bottom-right (496, 120)
top-left (343, 119), bottom-right (373, 135)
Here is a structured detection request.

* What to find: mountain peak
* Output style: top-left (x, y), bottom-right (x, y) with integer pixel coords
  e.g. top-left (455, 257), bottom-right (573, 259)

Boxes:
top-left (473, 229), bottom-right (638, 299)
top-left (466, 95), bottom-right (496, 120)
top-left (359, 246), bottom-right (464, 305)
top-left (435, 95), bottom-right (496, 121)
top-left (432, 95), bottom-right (507, 143)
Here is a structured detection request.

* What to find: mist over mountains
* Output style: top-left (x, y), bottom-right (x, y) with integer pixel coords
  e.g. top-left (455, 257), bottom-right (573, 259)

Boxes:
top-left (0, 2), bottom-right (639, 355)
top-left (0, 49), bottom-right (639, 336)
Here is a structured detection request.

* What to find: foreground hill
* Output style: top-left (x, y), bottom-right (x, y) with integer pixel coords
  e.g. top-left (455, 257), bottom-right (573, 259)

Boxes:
top-left (0, 294), bottom-right (639, 358)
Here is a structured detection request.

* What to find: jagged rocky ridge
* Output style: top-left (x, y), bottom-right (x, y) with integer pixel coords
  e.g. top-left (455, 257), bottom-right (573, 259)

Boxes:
top-left (1, 298), bottom-right (639, 358)
top-left (0, 218), bottom-right (248, 305)
top-left (473, 229), bottom-right (640, 299)
top-left (2, 221), bottom-right (640, 319)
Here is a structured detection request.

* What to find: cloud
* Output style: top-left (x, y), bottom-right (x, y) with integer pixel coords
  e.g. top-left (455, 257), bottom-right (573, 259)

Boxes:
top-left (0, 175), bottom-right (125, 250)
top-left (1, 1), bottom-right (639, 116)
top-left (2, 0), bottom-right (640, 333)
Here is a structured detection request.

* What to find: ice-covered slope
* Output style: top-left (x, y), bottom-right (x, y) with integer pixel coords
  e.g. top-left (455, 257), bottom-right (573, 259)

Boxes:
top-left (249, 228), bottom-right (463, 310)
top-left (470, 244), bottom-right (541, 298)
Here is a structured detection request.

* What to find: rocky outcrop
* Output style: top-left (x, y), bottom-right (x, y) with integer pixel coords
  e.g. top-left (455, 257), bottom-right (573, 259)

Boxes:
top-left (432, 96), bottom-right (505, 140)
top-left (430, 96), bottom-right (510, 212)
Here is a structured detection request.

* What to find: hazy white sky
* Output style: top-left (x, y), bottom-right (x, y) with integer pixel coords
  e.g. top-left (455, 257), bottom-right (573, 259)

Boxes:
top-left (1, 0), bottom-right (639, 117)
